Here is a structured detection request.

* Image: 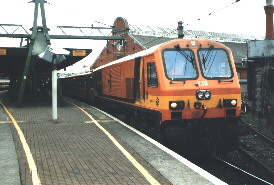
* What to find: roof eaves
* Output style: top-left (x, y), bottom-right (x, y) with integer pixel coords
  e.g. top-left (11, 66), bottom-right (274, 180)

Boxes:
top-left (128, 33), bottom-right (148, 49)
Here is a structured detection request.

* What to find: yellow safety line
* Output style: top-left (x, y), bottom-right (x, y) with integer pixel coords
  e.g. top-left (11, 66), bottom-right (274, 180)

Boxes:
top-left (0, 101), bottom-right (41, 185)
top-left (69, 101), bottom-right (161, 185)
top-left (84, 120), bottom-right (113, 123)
top-left (0, 121), bottom-right (26, 124)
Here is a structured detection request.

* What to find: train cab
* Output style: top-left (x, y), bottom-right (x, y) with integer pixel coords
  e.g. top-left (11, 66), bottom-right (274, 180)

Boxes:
top-left (132, 39), bottom-right (241, 124)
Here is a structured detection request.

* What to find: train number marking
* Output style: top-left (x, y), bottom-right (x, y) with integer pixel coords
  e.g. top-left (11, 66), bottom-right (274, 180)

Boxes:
top-left (197, 81), bottom-right (208, 87)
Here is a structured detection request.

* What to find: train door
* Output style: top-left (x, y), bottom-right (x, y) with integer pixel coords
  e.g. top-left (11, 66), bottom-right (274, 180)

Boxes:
top-left (88, 74), bottom-right (96, 101)
top-left (140, 58), bottom-right (146, 103)
top-left (143, 59), bottom-right (159, 108)
top-left (143, 58), bottom-right (161, 127)
top-left (133, 57), bottom-right (141, 102)
top-left (134, 57), bottom-right (146, 103)
top-left (84, 75), bottom-right (88, 99)
top-left (85, 74), bottom-right (92, 100)
top-left (94, 71), bottom-right (102, 95)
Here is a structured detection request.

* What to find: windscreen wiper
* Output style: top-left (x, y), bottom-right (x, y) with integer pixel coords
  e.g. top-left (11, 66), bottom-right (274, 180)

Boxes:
top-left (202, 45), bottom-right (214, 69)
top-left (174, 44), bottom-right (195, 68)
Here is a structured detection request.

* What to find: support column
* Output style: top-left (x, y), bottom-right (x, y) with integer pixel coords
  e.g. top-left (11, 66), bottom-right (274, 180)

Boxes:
top-left (52, 67), bottom-right (57, 122)
top-left (17, 0), bottom-right (50, 106)
top-left (17, 43), bottom-right (34, 106)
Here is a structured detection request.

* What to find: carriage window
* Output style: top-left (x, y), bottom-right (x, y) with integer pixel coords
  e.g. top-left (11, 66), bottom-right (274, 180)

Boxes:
top-left (198, 49), bottom-right (232, 79)
top-left (147, 62), bottom-right (158, 87)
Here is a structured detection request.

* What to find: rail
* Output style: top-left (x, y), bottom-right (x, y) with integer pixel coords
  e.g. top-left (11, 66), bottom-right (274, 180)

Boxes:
top-left (239, 118), bottom-right (274, 183)
top-left (213, 155), bottom-right (273, 185)
top-left (241, 118), bottom-right (274, 146)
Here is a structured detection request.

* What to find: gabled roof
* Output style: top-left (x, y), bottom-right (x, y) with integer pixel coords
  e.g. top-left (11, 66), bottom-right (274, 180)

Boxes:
top-left (129, 34), bottom-right (172, 49)
top-left (128, 24), bottom-right (258, 64)
top-left (129, 24), bottom-right (260, 44)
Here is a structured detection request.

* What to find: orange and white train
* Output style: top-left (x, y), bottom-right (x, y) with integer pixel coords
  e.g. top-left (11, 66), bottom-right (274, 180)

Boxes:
top-left (62, 39), bottom-right (241, 154)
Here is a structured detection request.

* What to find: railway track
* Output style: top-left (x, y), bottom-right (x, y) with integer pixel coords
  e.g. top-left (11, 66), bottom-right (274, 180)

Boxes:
top-left (241, 118), bottom-right (274, 145)
top-left (213, 155), bottom-right (273, 185)
top-left (238, 119), bottom-right (274, 183)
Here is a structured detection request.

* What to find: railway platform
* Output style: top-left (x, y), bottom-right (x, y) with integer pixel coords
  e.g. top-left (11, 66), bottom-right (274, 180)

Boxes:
top-left (0, 91), bottom-right (226, 185)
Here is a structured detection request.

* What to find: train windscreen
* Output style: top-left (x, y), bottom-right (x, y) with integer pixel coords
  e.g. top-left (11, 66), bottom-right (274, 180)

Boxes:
top-left (163, 50), bottom-right (197, 80)
top-left (198, 49), bottom-right (232, 79)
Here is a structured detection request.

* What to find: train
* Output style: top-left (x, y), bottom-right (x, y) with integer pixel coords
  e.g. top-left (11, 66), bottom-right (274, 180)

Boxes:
top-left (61, 39), bottom-right (241, 155)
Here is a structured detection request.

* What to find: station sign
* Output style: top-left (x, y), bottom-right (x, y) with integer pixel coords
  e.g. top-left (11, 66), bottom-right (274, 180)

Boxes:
top-left (72, 50), bottom-right (86, 56)
top-left (0, 49), bottom-right (6, 55)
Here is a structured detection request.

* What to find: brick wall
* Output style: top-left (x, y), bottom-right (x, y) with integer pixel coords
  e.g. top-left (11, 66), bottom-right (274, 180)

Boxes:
top-left (91, 17), bottom-right (143, 70)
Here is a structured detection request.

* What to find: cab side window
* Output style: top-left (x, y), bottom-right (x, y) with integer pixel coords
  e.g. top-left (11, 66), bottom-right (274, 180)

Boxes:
top-left (147, 62), bottom-right (158, 87)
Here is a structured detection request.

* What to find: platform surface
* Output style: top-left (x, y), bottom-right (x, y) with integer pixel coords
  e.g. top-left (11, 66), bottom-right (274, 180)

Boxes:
top-left (0, 91), bottom-right (226, 185)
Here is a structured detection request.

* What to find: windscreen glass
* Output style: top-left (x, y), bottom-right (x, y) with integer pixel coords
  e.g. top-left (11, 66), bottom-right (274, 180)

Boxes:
top-left (198, 49), bottom-right (232, 79)
top-left (163, 50), bottom-right (197, 79)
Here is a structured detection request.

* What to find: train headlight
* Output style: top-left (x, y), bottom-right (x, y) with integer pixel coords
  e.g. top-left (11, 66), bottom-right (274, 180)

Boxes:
top-left (170, 102), bottom-right (177, 109)
top-left (223, 99), bottom-right (237, 107)
top-left (204, 91), bottom-right (211, 99)
top-left (231, 100), bottom-right (237, 106)
top-left (196, 90), bottom-right (211, 100)
top-left (197, 92), bottom-right (204, 99)
top-left (169, 101), bottom-right (185, 110)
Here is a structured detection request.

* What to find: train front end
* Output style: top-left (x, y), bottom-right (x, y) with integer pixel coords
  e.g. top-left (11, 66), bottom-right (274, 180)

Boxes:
top-left (157, 39), bottom-right (241, 154)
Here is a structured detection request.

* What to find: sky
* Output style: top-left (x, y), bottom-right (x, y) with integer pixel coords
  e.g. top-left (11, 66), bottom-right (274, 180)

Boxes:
top-left (0, 0), bottom-right (268, 73)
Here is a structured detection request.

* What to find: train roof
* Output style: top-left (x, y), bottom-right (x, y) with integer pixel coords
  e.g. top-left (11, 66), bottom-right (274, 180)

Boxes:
top-left (92, 43), bottom-right (162, 72)
top-left (129, 33), bottom-right (248, 64)
top-left (92, 38), bottom-right (233, 72)
top-left (61, 44), bottom-right (159, 77)
top-left (59, 71), bottom-right (92, 78)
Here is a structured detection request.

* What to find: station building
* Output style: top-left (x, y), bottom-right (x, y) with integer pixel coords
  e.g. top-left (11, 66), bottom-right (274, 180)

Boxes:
top-left (246, 3), bottom-right (274, 125)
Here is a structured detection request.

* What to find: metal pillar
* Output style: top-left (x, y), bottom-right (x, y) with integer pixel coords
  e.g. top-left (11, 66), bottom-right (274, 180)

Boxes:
top-left (52, 59), bottom-right (58, 122)
top-left (18, 0), bottom-right (50, 106)
top-left (17, 44), bottom-right (34, 106)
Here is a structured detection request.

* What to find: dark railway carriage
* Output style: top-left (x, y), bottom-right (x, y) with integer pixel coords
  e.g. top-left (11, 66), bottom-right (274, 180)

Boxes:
top-left (62, 39), bottom-right (241, 154)
top-left (61, 74), bottom-right (93, 100)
